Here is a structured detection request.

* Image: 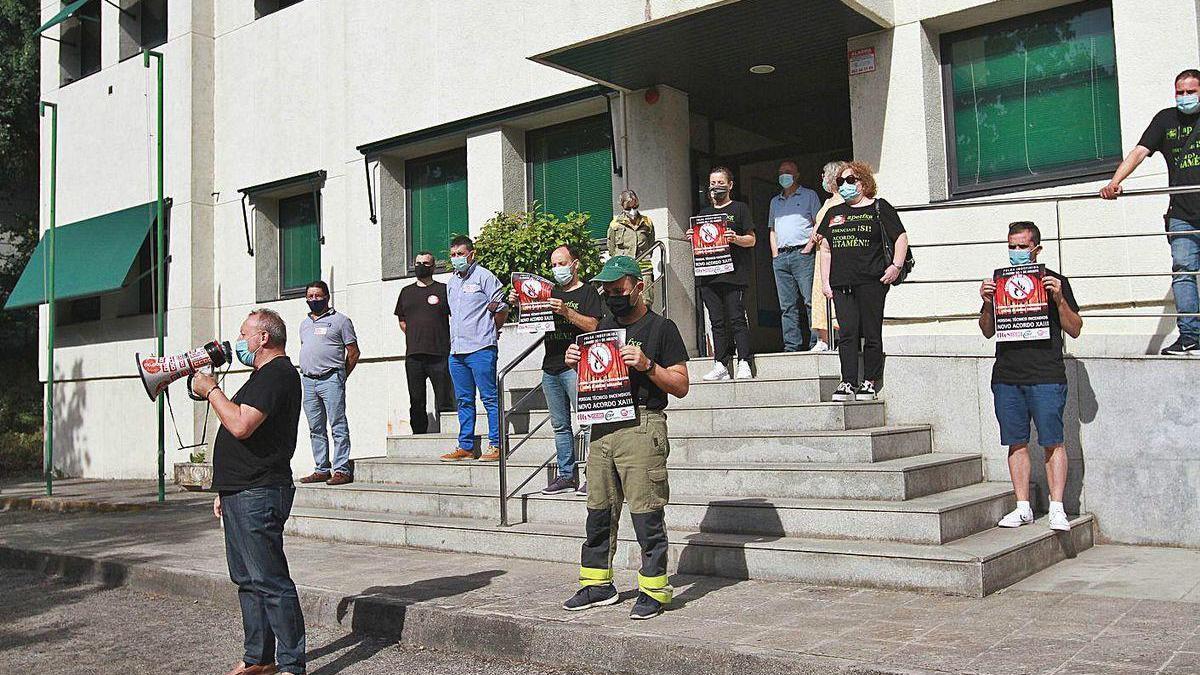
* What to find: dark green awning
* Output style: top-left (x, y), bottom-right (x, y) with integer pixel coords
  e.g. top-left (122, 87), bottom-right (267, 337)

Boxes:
top-left (35, 0), bottom-right (93, 37)
top-left (5, 201), bottom-right (158, 310)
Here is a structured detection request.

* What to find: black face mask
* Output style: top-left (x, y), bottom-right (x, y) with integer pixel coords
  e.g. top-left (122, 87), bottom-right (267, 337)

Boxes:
top-left (709, 187), bottom-right (729, 200)
top-left (606, 292), bottom-right (638, 317)
top-left (307, 298), bottom-right (329, 314)
top-left (414, 263), bottom-right (434, 278)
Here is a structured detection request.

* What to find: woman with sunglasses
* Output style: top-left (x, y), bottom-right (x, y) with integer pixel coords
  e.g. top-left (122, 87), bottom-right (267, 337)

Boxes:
top-left (815, 161), bottom-right (909, 401)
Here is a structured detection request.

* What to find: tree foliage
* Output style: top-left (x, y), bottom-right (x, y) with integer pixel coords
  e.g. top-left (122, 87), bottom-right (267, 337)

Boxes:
top-left (472, 206), bottom-right (602, 293)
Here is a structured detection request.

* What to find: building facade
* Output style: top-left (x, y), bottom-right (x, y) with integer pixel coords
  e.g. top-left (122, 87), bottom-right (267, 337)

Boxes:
top-left (22, 0), bottom-right (1200, 480)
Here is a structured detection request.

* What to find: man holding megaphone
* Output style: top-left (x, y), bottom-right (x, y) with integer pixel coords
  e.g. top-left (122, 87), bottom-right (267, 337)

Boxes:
top-left (190, 308), bottom-right (306, 675)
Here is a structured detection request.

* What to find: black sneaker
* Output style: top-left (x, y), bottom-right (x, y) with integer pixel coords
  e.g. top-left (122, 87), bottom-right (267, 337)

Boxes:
top-left (562, 584), bottom-right (619, 611)
top-left (629, 592), bottom-right (663, 620)
top-left (542, 474), bottom-right (577, 495)
top-left (832, 381), bottom-right (856, 402)
top-left (575, 481), bottom-right (588, 496)
top-left (855, 380), bottom-right (878, 401)
top-left (1161, 336), bottom-right (1199, 356)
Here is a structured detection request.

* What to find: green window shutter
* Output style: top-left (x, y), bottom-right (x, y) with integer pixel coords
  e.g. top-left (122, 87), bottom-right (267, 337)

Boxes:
top-left (406, 149), bottom-right (468, 266)
top-left (944, 1), bottom-right (1121, 194)
top-left (529, 114), bottom-right (614, 238)
top-left (279, 192), bottom-right (321, 293)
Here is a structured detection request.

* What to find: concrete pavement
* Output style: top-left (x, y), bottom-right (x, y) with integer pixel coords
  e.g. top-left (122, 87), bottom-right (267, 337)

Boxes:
top-left (1, 500), bottom-right (1198, 674)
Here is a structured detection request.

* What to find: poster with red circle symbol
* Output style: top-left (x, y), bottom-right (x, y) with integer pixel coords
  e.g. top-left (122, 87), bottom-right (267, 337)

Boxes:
top-left (993, 263), bottom-right (1051, 342)
top-left (689, 213), bottom-right (734, 277)
top-left (512, 272), bottom-right (556, 333)
top-left (575, 329), bottom-right (635, 425)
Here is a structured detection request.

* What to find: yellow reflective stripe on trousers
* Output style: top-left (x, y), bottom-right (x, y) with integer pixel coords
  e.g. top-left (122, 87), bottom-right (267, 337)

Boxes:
top-left (579, 566), bottom-right (613, 586)
top-left (637, 573), bottom-right (673, 604)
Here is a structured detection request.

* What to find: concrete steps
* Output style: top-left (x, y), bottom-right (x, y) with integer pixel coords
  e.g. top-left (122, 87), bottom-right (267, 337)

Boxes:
top-left (440, 401), bottom-right (888, 435)
top-left (284, 505), bottom-right (1094, 597)
top-left (293, 481), bottom-right (1014, 545)
top-left (353, 453), bottom-right (983, 501)
top-left (282, 350), bottom-right (1093, 596)
top-left (385, 426), bottom-right (934, 464)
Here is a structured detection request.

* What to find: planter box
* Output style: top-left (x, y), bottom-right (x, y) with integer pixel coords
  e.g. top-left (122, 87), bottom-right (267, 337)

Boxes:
top-left (174, 462), bottom-right (213, 491)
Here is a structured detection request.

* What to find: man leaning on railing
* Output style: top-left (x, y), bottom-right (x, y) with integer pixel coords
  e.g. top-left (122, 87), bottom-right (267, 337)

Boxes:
top-left (1100, 68), bottom-right (1200, 356)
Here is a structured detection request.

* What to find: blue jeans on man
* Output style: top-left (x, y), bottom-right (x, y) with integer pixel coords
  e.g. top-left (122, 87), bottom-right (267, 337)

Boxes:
top-left (773, 248), bottom-right (816, 351)
top-left (449, 346), bottom-right (500, 450)
top-left (221, 485), bottom-right (306, 674)
top-left (302, 369), bottom-right (351, 476)
top-left (1169, 218), bottom-right (1200, 341)
top-left (542, 368), bottom-right (579, 478)
top-left (991, 383), bottom-right (1067, 447)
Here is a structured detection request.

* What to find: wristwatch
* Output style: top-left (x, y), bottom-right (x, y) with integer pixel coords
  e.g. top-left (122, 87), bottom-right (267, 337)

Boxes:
top-left (640, 360), bottom-right (656, 374)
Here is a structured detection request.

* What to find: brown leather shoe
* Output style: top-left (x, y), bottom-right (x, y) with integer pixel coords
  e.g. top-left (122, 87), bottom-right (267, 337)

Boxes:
top-left (298, 472), bottom-right (331, 484)
top-left (440, 448), bottom-right (475, 462)
top-left (326, 472), bottom-right (353, 486)
top-left (478, 446), bottom-right (502, 462)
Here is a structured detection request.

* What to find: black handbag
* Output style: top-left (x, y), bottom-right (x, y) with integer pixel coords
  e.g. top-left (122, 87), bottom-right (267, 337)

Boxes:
top-left (875, 199), bottom-right (914, 284)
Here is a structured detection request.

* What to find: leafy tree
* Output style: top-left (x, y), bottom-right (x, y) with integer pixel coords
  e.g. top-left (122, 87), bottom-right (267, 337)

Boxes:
top-left (473, 206), bottom-right (602, 296)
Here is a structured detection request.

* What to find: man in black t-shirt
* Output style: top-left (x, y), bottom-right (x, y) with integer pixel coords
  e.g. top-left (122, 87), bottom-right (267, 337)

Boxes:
top-left (560, 256), bottom-right (690, 621)
top-left (1100, 69), bottom-right (1200, 355)
top-left (507, 245), bottom-right (604, 495)
top-left (395, 251), bottom-right (454, 434)
top-left (979, 223), bottom-right (1082, 535)
top-left (695, 166), bottom-right (757, 381)
top-left (190, 308), bottom-right (305, 675)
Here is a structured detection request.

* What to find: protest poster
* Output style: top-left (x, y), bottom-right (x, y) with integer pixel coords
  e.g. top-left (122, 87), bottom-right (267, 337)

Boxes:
top-left (993, 263), bottom-right (1051, 342)
top-left (689, 213), bottom-right (734, 277)
top-left (575, 329), bottom-right (635, 425)
top-left (512, 272), bottom-right (556, 333)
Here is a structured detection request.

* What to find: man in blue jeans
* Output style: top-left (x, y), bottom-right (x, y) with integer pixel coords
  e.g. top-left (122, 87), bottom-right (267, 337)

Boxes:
top-left (297, 280), bottom-right (359, 486)
top-left (769, 160), bottom-right (822, 352)
top-left (979, 222), bottom-right (1083, 533)
top-left (441, 235), bottom-right (510, 462)
top-left (191, 308), bottom-right (305, 675)
top-left (509, 245), bottom-right (604, 494)
top-left (1101, 68), bottom-right (1200, 355)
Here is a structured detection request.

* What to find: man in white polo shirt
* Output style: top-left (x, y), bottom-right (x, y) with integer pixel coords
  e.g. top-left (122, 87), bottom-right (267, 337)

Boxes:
top-left (297, 280), bottom-right (360, 486)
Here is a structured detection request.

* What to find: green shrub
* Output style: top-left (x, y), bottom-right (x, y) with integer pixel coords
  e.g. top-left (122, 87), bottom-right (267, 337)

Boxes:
top-left (0, 430), bottom-right (42, 478)
top-left (472, 206), bottom-right (602, 292)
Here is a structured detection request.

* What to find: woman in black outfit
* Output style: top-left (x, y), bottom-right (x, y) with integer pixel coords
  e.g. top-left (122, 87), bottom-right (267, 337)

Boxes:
top-left (815, 161), bottom-right (909, 401)
top-left (695, 166), bottom-right (757, 381)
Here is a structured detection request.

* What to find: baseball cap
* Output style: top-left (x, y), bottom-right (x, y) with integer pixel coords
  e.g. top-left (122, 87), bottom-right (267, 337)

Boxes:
top-left (590, 255), bottom-right (642, 283)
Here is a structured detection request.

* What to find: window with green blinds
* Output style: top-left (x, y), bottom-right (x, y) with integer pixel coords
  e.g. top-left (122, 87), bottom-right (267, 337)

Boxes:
top-left (528, 114), bottom-right (614, 238)
top-left (279, 192), bottom-right (321, 293)
top-left (406, 149), bottom-right (468, 266)
top-left (943, 1), bottom-right (1121, 195)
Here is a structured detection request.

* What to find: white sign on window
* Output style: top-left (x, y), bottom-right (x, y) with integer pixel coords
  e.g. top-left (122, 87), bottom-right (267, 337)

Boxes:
top-left (849, 47), bottom-right (876, 75)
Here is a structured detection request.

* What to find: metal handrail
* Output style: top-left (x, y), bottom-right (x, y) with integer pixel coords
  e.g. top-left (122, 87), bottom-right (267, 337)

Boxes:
top-left (635, 239), bottom-right (669, 315)
top-left (874, 184), bottom-right (1200, 323)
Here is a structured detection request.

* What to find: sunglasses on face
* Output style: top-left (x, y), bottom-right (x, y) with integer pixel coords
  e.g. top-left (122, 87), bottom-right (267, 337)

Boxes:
top-left (835, 175), bottom-right (860, 186)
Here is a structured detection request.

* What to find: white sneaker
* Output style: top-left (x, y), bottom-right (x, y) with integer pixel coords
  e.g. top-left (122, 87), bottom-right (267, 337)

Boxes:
top-left (702, 362), bottom-right (730, 381)
top-left (811, 340), bottom-right (830, 353)
top-left (998, 507), bottom-right (1034, 528)
top-left (1048, 510), bottom-right (1071, 532)
top-left (735, 360), bottom-right (753, 379)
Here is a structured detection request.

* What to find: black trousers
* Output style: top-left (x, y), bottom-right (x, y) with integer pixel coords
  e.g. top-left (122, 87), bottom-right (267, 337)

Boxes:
top-left (405, 354), bottom-right (454, 434)
top-left (700, 282), bottom-right (752, 363)
top-left (831, 281), bottom-right (889, 384)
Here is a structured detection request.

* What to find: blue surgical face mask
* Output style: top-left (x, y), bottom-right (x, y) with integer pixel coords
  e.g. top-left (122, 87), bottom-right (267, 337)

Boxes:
top-left (234, 336), bottom-right (259, 367)
top-left (552, 265), bottom-right (574, 285)
top-left (838, 182), bottom-right (860, 202)
top-left (778, 174), bottom-right (795, 189)
top-left (1177, 93), bottom-right (1200, 115)
top-left (1009, 249), bottom-right (1033, 266)
top-left (450, 255), bottom-right (469, 273)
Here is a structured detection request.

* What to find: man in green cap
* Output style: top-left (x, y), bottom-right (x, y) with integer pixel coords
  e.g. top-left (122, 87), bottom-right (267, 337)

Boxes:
top-left (561, 255), bottom-right (691, 620)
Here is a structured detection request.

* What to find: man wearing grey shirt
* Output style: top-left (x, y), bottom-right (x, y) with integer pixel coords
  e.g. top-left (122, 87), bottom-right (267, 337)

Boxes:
top-left (769, 160), bottom-right (823, 352)
top-left (297, 280), bottom-right (360, 486)
top-left (441, 235), bottom-right (510, 463)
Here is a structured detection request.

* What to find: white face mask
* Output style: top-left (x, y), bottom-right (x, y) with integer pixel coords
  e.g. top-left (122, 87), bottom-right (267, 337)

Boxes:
top-left (626, 208), bottom-right (639, 220)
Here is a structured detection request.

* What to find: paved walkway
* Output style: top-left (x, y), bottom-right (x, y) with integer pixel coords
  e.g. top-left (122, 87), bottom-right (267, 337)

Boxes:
top-left (0, 477), bottom-right (209, 511)
top-left (0, 487), bottom-right (1198, 674)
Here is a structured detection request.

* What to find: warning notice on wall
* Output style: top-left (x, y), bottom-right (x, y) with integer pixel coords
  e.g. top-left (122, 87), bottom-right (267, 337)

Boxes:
top-left (849, 47), bottom-right (876, 75)
top-left (993, 263), bottom-right (1051, 342)
top-left (689, 214), bottom-right (735, 277)
top-left (575, 329), bottom-right (635, 425)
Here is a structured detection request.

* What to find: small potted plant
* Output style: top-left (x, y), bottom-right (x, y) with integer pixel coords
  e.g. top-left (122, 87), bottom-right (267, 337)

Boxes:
top-left (174, 448), bottom-right (213, 491)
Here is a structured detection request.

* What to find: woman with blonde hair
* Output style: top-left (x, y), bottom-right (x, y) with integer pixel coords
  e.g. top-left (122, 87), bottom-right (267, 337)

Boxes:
top-left (607, 189), bottom-right (656, 305)
top-left (816, 161), bottom-right (909, 401)
top-left (807, 161), bottom-right (845, 352)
